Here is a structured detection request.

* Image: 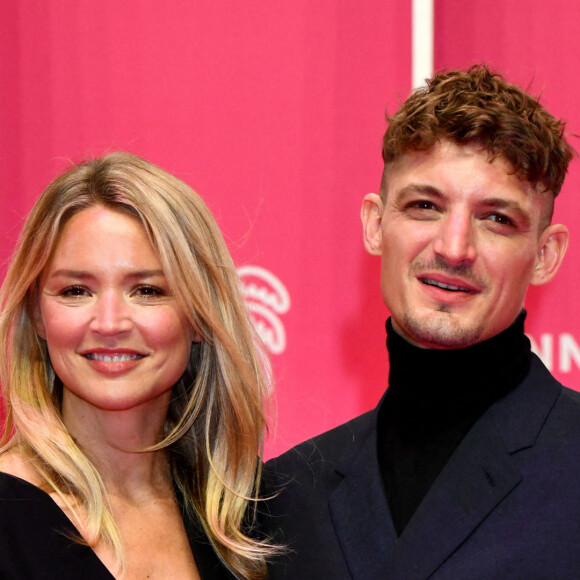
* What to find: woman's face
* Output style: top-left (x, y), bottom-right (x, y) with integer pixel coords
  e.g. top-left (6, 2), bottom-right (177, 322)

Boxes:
top-left (36, 205), bottom-right (194, 417)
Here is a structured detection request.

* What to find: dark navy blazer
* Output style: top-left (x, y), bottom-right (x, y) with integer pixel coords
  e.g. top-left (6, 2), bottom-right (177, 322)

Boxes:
top-left (262, 355), bottom-right (580, 579)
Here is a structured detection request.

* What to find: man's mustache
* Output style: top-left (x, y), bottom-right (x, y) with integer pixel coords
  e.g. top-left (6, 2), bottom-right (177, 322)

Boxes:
top-left (410, 256), bottom-right (488, 291)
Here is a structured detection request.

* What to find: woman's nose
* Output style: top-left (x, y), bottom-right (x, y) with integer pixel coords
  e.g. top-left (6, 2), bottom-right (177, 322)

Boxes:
top-left (89, 291), bottom-right (133, 335)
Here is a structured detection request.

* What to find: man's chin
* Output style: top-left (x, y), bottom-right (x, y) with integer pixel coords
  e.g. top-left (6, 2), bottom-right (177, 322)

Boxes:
top-left (399, 312), bottom-right (484, 350)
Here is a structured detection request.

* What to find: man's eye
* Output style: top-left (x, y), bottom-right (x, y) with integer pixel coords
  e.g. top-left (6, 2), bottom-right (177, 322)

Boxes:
top-left (487, 213), bottom-right (514, 226)
top-left (410, 200), bottom-right (437, 210)
top-left (403, 200), bottom-right (440, 219)
top-left (61, 286), bottom-right (89, 297)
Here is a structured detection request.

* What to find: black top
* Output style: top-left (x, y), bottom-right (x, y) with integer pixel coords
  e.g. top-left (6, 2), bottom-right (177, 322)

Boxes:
top-left (378, 311), bottom-right (531, 536)
top-left (0, 472), bottom-right (234, 579)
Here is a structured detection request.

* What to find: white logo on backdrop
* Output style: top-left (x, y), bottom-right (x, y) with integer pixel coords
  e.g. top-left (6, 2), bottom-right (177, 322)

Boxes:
top-left (528, 333), bottom-right (580, 373)
top-left (237, 265), bottom-right (291, 355)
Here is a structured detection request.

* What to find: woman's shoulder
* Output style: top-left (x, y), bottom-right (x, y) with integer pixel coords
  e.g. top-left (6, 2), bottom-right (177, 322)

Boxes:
top-left (0, 451), bottom-right (70, 541)
top-left (0, 452), bottom-right (114, 579)
top-left (0, 450), bottom-right (83, 525)
top-left (0, 450), bottom-right (50, 504)
top-left (0, 449), bottom-right (44, 489)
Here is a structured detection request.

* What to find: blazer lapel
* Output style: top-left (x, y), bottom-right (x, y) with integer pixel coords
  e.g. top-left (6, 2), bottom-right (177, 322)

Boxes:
top-left (329, 424), bottom-right (399, 579)
top-left (387, 355), bottom-right (562, 580)
top-left (387, 412), bottom-right (521, 579)
top-left (326, 404), bottom-right (520, 580)
top-left (328, 355), bottom-right (561, 580)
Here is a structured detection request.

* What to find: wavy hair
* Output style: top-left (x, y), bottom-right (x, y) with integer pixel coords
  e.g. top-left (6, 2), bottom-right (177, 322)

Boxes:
top-left (0, 152), bottom-right (274, 579)
top-left (381, 64), bottom-right (575, 216)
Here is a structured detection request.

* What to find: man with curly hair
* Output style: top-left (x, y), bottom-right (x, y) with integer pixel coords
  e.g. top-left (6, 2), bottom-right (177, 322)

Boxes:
top-left (263, 65), bottom-right (580, 579)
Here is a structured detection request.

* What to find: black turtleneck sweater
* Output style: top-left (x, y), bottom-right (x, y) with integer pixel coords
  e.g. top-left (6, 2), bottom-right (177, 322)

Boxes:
top-left (377, 311), bottom-right (532, 537)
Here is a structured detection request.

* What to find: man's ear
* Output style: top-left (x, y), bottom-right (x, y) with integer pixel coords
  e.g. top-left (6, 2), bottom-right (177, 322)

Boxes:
top-left (361, 193), bottom-right (385, 256)
top-left (530, 223), bottom-right (569, 286)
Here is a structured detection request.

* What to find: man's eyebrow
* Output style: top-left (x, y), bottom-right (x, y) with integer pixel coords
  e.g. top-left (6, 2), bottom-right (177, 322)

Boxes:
top-left (482, 197), bottom-right (524, 210)
top-left (394, 183), bottom-right (445, 202)
top-left (395, 187), bottom-right (531, 216)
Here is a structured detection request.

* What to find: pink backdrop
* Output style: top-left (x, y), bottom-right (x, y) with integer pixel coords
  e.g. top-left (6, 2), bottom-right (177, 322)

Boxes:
top-left (1, 1), bottom-right (579, 458)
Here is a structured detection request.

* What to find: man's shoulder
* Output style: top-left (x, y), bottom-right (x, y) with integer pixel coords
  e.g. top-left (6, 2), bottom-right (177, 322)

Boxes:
top-left (263, 408), bottom-right (376, 493)
top-left (271, 409), bottom-right (374, 466)
top-left (530, 354), bottom-right (580, 423)
top-left (548, 382), bottom-right (580, 429)
top-left (557, 383), bottom-right (580, 404)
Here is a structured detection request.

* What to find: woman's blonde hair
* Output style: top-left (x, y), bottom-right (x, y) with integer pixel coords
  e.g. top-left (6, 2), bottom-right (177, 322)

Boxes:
top-left (0, 152), bottom-right (273, 579)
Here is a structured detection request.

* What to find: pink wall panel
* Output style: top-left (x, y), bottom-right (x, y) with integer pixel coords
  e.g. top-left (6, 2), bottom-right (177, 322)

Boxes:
top-left (0, 1), bottom-right (411, 457)
top-left (435, 0), bottom-right (580, 394)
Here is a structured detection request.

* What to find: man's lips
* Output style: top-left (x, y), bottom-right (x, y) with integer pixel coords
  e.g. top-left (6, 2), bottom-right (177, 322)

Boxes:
top-left (419, 277), bottom-right (474, 293)
top-left (417, 271), bottom-right (481, 294)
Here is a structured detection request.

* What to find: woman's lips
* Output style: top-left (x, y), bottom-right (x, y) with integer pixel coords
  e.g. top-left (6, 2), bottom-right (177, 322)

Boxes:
top-left (82, 350), bottom-right (146, 374)
top-left (84, 352), bottom-right (144, 362)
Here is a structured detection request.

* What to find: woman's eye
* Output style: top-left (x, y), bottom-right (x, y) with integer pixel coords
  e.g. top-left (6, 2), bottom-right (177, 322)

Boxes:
top-left (61, 286), bottom-right (89, 297)
top-left (134, 285), bottom-right (164, 298)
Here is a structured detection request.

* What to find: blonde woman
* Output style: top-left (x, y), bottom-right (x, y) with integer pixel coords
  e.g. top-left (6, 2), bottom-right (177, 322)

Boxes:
top-left (0, 153), bottom-right (273, 579)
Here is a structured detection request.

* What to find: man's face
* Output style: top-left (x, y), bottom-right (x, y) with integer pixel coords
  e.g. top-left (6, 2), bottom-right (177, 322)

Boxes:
top-left (362, 140), bottom-right (568, 349)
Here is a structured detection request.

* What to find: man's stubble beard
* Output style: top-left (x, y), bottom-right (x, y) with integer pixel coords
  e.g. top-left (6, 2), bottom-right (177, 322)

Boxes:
top-left (400, 308), bottom-right (485, 350)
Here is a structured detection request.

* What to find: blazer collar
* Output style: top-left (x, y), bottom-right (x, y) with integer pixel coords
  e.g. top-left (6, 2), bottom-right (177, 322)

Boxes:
top-left (489, 354), bottom-right (562, 453)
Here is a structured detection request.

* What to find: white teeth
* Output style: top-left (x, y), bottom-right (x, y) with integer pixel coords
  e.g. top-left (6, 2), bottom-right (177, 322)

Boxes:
top-left (421, 278), bottom-right (470, 292)
top-left (86, 353), bottom-right (142, 362)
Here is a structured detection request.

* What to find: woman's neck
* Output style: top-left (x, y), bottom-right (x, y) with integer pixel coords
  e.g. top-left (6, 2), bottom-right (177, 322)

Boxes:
top-left (62, 391), bottom-right (173, 497)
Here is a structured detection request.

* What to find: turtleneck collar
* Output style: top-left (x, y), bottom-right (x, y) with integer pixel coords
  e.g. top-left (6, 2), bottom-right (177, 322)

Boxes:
top-left (385, 310), bottom-right (531, 413)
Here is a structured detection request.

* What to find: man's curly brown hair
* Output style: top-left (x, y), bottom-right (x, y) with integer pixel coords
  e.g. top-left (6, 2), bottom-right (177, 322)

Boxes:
top-left (381, 65), bottom-right (574, 204)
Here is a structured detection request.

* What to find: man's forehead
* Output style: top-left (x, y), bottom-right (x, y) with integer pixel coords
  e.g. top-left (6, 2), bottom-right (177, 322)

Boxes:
top-left (382, 141), bottom-right (542, 196)
top-left (389, 140), bottom-right (505, 171)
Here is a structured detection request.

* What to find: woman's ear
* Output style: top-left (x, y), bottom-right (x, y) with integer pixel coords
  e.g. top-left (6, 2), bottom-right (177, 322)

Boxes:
top-left (530, 223), bottom-right (569, 286)
top-left (189, 325), bottom-right (201, 343)
top-left (34, 304), bottom-right (47, 340)
top-left (361, 193), bottom-right (385, 256)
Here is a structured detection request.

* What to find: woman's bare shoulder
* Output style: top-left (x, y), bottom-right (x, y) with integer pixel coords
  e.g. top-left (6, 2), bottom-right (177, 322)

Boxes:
top-left (0, 449), bottom-right (42, 486)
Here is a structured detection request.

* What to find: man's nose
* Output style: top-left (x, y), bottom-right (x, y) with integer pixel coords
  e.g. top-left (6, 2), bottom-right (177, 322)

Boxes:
top-left (432, 212), bottom-right (477, 265)
top-left (89, 291), bottom-right (133, 336)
